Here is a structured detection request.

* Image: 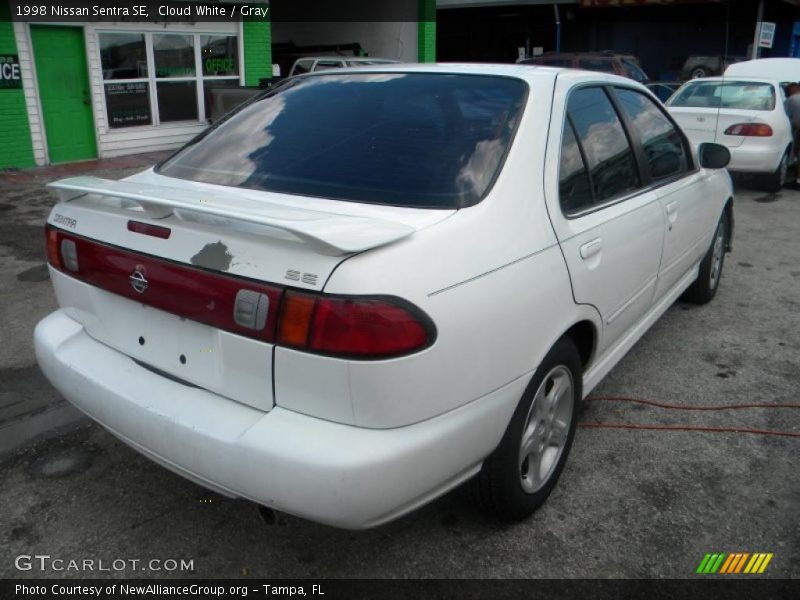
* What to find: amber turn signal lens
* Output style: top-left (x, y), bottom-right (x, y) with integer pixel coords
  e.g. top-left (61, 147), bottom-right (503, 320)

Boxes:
top-left (45, 226), bottom-right (62, 270)
top-left (277, 291), bottom-right (317, 348)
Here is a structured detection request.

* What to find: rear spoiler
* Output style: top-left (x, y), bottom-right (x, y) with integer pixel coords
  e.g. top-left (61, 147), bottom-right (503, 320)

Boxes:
top-left (47, 176), bottom-right (414, 256)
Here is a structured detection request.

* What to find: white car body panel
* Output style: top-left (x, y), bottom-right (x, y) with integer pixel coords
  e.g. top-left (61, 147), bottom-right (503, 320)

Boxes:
top-left (35, 64), bottom-right (734, 528)
top-left (724, 57), bottom-right (800, 82)
top-left (667, 77), bottom-right (792, 174)
top-left (49, 269), bottom-right (275, 411)
top-left (35, 309), bottom-right (526, 529)
top-left (654, 171), bottom-right (724, 298)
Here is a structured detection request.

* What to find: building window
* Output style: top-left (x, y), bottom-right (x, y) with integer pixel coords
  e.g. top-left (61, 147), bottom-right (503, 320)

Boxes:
top-left (154, 34), bottom-right (198, 123)
top-left (200, 35), bottom-right (240, 120)
top-left (99, 33), bottom-right (152, 128)
top-left (99, 32), bottom-right (240, 129)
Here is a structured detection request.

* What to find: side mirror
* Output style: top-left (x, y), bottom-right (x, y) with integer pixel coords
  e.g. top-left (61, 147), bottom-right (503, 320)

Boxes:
top-left (698, 143), bottom-right (731, 169)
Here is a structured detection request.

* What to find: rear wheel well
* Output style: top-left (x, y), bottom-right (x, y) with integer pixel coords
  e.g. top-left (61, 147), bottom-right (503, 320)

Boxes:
top-left (563, 321), bottom-right (596, 371)
top-left (723, 197), bottom-right (734, 251)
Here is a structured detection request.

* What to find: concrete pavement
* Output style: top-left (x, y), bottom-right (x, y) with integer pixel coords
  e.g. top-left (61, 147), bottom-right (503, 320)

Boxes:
top-left (0, 164), bottom-right (797, 578)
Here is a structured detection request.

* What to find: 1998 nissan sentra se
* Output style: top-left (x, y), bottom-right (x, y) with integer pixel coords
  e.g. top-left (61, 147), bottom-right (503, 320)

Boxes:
top-left (35, 65), bottom-right (734, 529)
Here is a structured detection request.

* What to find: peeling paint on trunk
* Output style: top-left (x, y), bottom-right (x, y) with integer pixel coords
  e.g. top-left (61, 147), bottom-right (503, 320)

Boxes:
top-left (191, 241), bottom-right (234, 272)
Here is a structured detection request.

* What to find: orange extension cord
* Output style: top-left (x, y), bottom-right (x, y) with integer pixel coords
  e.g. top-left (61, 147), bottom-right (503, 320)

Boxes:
top-left (579, 395), bottom-right (800, 438)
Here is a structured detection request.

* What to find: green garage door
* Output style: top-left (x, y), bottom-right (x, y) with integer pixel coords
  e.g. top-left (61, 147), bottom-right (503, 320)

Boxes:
top-left (31, 26), bottom-right (96, 164)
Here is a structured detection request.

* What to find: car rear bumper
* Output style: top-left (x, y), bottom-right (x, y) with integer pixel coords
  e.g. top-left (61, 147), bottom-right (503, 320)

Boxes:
top-left (34, 310), bottom-right (526, 529)
top-left (726, 143), bottom-right (784, 174)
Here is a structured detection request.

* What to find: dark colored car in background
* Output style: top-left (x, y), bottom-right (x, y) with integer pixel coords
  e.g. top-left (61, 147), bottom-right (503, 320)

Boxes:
top-left (680, 55), bottom-right (748, 80)
top-left (519, 51), bottom-right (649, 83)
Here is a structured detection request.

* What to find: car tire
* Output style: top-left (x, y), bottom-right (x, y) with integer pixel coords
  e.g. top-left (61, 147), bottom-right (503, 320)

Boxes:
top-left (682, 210), bottom-right (729, 305)
top-left (472, 337), bottom-right (582, 521)
top-left (690, 67), bottom-right (710, 79)
top-left (763, 150), bottom-right (789, 193)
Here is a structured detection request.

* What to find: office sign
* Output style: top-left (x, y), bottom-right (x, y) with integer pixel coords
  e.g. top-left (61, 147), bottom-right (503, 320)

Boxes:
top-left (0, 55), bottom-right (22, 89)
top-left (759, 22), bottom-right (776, 49)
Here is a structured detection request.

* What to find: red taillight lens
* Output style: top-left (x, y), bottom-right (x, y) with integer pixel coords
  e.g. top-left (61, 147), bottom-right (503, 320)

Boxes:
top-left (724, 123), bottom-right (773, 137)
top-left (45, 225), bottom-right (283, 342)
top-left (278, 291), bottom-right (434, 358)
top-left (310, 296), bottom-right (431, 358)
top-left (45, 225), bottom-right (435, 359)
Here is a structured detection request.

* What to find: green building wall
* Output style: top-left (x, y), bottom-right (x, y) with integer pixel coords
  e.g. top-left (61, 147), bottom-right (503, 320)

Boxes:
top-left (0, 4), bottom-right (35, 169)
top-left (418, 0), bottom-right (436, 63)
top-left (243, 4), bottom-right (273, 86)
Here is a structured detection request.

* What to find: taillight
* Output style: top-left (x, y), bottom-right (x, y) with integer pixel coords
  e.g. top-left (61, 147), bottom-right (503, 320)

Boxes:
top-left (45, 227), bottom-right (62, 270)
top-left (45, 227), bottom-right (79, 272)
top-left (44, 225), bottom-right (435, 359)
top-left (278, 292), bottom-right (434, 358)
top-left (724, 123), bottom-right (773, 137)
top-left (277, 292), bottom-right (317, 347)
top-left (45, 224), bottom-right (283, 343)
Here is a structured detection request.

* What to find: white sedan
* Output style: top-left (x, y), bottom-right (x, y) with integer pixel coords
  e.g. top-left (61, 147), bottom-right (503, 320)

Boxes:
top-left (667, 76), bottom-right (793, 191)
top-left (35, 65), bottom-right (733, 529)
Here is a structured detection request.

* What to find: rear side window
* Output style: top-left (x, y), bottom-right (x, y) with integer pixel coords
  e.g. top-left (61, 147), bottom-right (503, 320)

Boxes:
top-left (669, 81), bottom-right (776, 111)
top-left (615, 88), bottom-right (690, 180)
top-left (558, 119), bottom-right (593, 213)
top-left (292, 60), bottom-right (313, 75)
top-left (157, 73), bottom-right (527, 208)
top-left (561, 87), bottom-right (640, 211)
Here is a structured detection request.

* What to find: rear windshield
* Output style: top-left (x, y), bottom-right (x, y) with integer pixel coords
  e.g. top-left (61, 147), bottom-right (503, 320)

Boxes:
top-left (157, 73), bottom-right (528, 208)
top-left (668, 81), bottom-right (776, 111)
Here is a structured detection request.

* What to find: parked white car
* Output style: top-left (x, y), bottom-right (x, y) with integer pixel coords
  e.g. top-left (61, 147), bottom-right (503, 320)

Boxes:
top-left (35, 65), bottom-right (734, 529)
top-left (724, 57), bottom-right (800, 83)
top-left (666, 76), bottom-right (793, 191)
top-left (288, 56), bottom-right (399, 76)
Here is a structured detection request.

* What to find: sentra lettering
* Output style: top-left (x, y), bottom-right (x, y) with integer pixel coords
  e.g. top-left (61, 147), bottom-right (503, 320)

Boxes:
top-left (53, 214), bottom-right (77, 229)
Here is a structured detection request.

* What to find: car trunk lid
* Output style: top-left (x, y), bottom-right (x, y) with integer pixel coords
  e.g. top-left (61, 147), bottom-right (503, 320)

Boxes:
top-left (668, 107), bottom-right (761, 148)
top-left (46, 172), bottom-right (454, 411)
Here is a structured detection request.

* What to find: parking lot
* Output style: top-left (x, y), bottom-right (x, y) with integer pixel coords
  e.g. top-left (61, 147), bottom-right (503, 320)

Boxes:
top-left (0, 162), bottom-right (798, 579)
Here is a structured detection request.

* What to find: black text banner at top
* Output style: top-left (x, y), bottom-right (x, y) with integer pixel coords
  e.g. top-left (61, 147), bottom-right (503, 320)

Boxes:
top-left (9, 0), bottom-right (425, 23)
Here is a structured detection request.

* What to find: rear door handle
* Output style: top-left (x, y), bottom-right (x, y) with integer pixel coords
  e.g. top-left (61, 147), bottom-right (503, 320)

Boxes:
top-left (579, 238), bottom-right (602, 259)
top-left (665, 200), bottom-right (679, 228)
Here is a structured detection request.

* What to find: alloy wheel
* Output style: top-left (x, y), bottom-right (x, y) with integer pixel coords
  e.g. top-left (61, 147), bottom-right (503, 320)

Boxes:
top-left (709, 223), bottom-right (726, 290)
top-left (518, 365), bottom-right (574, 494)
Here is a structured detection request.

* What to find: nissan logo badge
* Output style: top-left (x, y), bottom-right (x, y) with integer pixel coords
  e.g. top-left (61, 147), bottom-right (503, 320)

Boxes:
top-left (129, 269), bottom-right (149, 294)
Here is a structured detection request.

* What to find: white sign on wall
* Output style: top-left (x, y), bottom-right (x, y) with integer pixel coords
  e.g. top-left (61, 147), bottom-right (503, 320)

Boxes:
top-left (759, 22), bottom-right (776, 49)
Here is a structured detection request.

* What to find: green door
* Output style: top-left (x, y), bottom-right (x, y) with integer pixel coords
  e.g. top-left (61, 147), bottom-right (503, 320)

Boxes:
top-left (31, 26), bottom-right (96, 163)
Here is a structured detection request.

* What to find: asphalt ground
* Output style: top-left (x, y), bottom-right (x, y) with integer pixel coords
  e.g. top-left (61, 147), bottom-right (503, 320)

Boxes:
top-left (0, 164), bottom-right (798, 579)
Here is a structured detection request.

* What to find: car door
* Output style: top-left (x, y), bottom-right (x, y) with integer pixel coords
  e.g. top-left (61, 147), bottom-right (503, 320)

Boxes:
top-left (546, 83), bottom-right (666, 354)
top-left (611, 86), bottom-right (716, 298)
